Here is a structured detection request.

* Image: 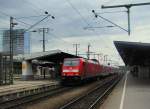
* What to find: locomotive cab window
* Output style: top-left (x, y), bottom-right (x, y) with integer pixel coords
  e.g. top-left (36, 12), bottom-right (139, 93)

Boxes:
top-left (64, 60), bottom-right (79, 66)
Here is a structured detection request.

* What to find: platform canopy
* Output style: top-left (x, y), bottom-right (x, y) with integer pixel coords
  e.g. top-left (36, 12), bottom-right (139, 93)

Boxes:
top-left (114, 41), bottom-right (150, 66)
top-left (15, 50), bottom-right (80, 63)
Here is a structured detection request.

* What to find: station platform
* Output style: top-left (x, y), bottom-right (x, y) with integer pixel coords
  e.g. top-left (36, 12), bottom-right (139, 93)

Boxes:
top-left (0, 80), bottom-right (59, 103)
top-left (99, 72), bottom-right (150, 109)
top-left (0, 80), bottom-right (58, 95)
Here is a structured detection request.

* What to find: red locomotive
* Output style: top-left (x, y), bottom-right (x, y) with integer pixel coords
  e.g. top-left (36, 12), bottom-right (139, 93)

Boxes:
top-left (61, 58), bottom-right (114, 83)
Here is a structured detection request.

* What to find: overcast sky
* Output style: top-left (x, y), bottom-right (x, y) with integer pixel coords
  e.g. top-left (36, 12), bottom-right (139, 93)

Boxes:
top-left (0, 0), bottom-right (150, 66)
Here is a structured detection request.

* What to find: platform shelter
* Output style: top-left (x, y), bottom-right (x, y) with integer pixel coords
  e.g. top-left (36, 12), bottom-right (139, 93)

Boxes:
top-left (114, 41), bottom-right (150, 78)
top-left (19, 50), bottom-right (79, 80)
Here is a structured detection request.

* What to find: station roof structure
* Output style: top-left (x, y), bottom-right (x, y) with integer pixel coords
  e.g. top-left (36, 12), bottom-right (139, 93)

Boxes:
top-left (15, 50), bottom-right (80, 63)
top-left (114, 41), bottom-right (150, 66)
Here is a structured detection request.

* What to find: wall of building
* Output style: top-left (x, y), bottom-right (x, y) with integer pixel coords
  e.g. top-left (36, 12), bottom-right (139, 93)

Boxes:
top-left (2, 29), bottom-right (30, 55)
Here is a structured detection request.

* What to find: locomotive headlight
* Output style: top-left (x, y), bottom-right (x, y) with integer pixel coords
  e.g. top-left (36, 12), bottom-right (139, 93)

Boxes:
top-left (74, 73), bottom-right (79, 76)
top-left (63, 73), bottom-right (66, 76)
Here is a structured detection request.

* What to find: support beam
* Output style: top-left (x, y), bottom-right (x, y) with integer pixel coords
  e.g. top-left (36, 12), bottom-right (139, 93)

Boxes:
top-left (102, 2), bottom-right (150, 9)
top-left (101, 2), bottom-right (150, 35)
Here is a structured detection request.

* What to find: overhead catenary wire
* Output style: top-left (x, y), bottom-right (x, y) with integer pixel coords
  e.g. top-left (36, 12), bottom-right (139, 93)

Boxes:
top-left (14, 19), bottom-right (32, 26)
top-left (32, 29), bottom-right (72, 47)
top-left (21, 0), bottom-right (109, 50)
top-left (24, 0), bottom-right (45, 12)
top-left (0, 1), bottom-right (45, 21)
top-left (65, 0), bottom-right (91, 26)
top-left (15, 15), bottom-right (47, 19)
top-left (98, 15), bottom-right (128, 32)
top-left (97, 10), bottom-right (127, 14)
top-left (0, 1), bottom-right (72, 53)
top-left (65, 0), bottom-right (111, 51)
top-left (0, 4), bottom-right (44, 28)
top-left (19, 0), bottom-right (55, 28)
top-left (0, 0), bottom-right (111, 52)
top-left (22, 0), bottom-right (56, 17)
top-left (79, 0), bottom-right (112, 50)
top-left (23, 1), bottom-right (68, 43)
top-left (0, 6), bottom-right (68, 46)
top-left (65, 0), bottom-right (99, 35)
top-left (21, 0), bottom-right (44, 15)
top-left (0, 10), bottom-right (31, 29)
top-left (0, 10), bottom-right (11, 17)
top-left (0, 8), bottom-right (63, 44)
top-left (101, 0), bottom-right (118, 6)
top-left (0, 11), bottom-right (25, 29)
top-left (25, 15), bottom-right (51, 32)
top-left (47, 32), bottom-right (72, 45)
top-left (0, 10), bottom-right (46, 30)
top-left (13, 1), bottom-right (56, 32)
top-left (0, 20), bottom-right (9, 26)
top-left (92, 10), bottom-right (128, 33)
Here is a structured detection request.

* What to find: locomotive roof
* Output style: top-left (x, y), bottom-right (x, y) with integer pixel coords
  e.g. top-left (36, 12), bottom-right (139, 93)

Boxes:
top-left (64, 58), bottom-right (100, 64)
top-left (114, 41), bottom-right (150, 66)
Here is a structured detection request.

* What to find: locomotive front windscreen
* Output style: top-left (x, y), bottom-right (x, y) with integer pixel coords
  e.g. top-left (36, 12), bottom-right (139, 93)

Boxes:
top-left (64, 60), bottom-right (79, 66)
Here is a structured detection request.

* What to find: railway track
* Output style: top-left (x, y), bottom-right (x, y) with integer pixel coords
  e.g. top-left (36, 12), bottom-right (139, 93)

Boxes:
top-left (59, 75), bottom-right (121, 109)
top-left (0, 75), bottom-right (122, 109)
top-left (0, 86), bottom-right (71, 109)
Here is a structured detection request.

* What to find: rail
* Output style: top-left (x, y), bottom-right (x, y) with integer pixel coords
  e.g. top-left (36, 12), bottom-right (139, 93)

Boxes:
top-left (0, 85), bottom-right (71, 109)
top-left (59, 75), bottom-right (121, 109)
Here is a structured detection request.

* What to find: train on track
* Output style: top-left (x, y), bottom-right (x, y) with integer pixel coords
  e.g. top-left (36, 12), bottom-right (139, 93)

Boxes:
top-left (61, 58), bottom-right (118, 84)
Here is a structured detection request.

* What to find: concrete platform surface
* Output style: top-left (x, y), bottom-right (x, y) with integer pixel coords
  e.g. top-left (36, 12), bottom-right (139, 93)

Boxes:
top-left (99, 74), bottom-right (124, 109)
top-left (0, 80), bottom-right (58, 96)
top-left (99, 73), bottom-right (150, 109)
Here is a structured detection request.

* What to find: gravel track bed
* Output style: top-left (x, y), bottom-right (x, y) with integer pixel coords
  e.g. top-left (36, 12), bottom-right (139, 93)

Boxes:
top-left (23, 77), bottom-right (115, 109)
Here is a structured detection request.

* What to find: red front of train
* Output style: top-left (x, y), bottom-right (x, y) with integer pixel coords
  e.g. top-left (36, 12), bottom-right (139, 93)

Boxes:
top-left (61, 58), bottom-right (103, 82)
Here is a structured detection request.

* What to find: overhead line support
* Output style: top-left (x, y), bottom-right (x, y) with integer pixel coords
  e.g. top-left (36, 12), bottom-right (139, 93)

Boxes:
top-left (92, 10), bottom-right (128, 33)
top-left (101, 2), bottom-right (150, 35)
top-left (73, 43), bottom-right (80, 56)
top-left (9, 16), bottom-right (18, 84)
